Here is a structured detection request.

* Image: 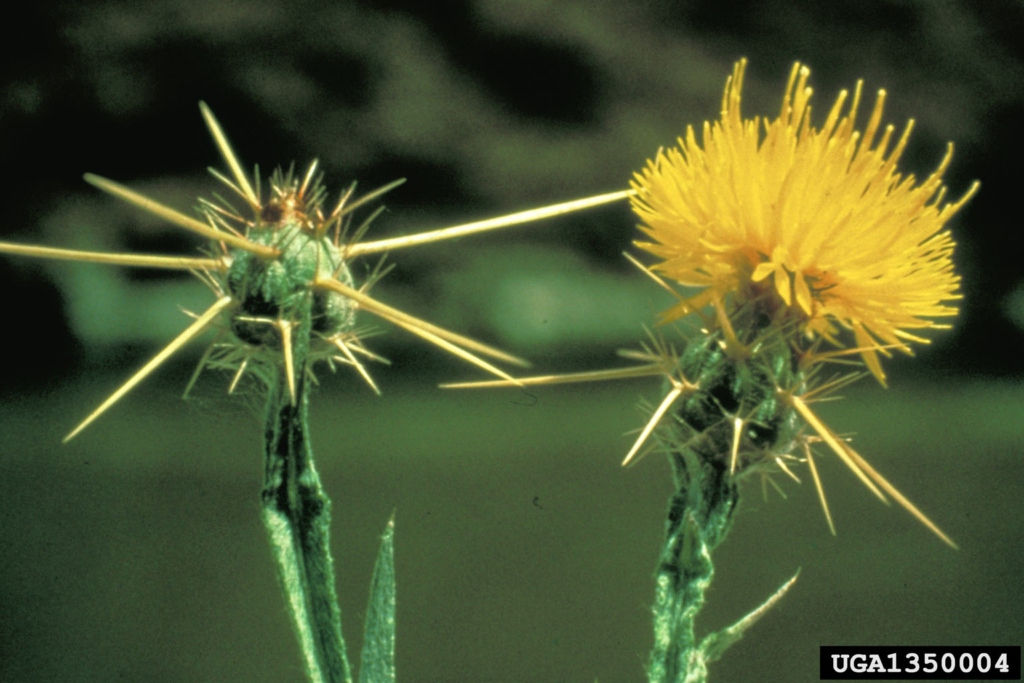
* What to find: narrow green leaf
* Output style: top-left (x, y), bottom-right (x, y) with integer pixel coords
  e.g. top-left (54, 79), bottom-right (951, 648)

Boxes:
top-left (358, 515), bottom-right (397, 683)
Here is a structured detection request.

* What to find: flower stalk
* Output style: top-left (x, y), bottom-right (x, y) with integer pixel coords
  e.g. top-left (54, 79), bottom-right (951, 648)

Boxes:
top-left (260, 304), bottom-right (353, 683)
top-left (644, 322), bottom-right (804, 683)
top-left (648, 450), bottom-right (738, 683)
top-left (634, 51), bottom-right (982, 673)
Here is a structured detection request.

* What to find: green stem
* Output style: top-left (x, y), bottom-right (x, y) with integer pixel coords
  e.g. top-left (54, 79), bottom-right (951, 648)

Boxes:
top-left (648, 452), bottom-right (738, 683)
top-left (261, 341), bottom-right (353, 683)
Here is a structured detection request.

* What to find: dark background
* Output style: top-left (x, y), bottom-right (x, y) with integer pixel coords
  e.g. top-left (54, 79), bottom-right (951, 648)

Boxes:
top-left (1, 1), bottom-right (1021, 682)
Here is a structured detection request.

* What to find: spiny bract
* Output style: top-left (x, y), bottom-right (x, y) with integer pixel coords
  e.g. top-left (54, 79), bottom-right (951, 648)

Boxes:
top-left (0, 102), bottom-right (631, 441)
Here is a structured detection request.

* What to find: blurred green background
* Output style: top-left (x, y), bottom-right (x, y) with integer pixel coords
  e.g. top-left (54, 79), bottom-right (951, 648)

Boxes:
top-left (1, 1), bottom-right (1021, 681)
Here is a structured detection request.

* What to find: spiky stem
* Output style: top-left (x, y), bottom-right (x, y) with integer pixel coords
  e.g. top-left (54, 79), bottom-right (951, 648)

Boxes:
top-left (647, 451), bottom-right (738, 683)
top-left (261, 309), bottom-right (353, 683)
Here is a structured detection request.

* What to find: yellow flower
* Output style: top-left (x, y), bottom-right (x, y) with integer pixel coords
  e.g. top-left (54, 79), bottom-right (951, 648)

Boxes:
top-left (631, 59), bottom-right (978, 382)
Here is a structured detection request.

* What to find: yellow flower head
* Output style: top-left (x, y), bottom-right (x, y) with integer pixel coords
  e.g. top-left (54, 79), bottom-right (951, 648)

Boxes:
top-left (631, 59), bottom-right (979, 382)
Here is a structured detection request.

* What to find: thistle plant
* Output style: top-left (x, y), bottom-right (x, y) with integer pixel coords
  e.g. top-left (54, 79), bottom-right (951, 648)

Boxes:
top-left (450, 59), bottom-right (978, 682)
top-left (0, 104), bottom-right (629, 683)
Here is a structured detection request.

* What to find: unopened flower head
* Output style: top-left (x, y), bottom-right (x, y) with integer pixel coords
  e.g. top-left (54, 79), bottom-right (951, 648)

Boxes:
top-left (0, 103), bottom-right (630, 441)
top-left (631, 59), bottom-right (979, 382)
